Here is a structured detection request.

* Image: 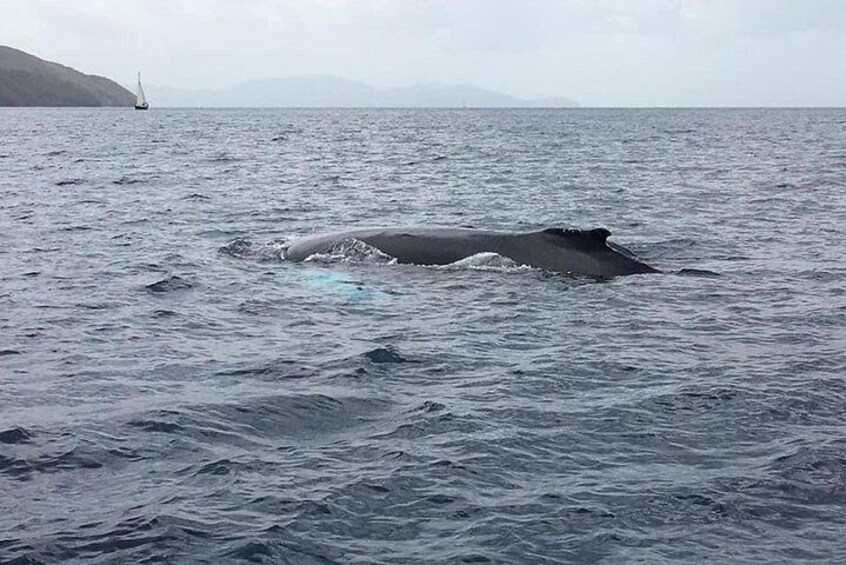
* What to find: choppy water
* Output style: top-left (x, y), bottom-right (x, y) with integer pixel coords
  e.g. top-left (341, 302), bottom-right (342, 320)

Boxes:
top-left (1, 107), bottom-right (844, 564)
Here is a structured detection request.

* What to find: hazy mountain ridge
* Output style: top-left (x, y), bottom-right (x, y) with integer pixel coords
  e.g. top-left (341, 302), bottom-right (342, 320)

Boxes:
top-left (0, 46), bottom-right (134, 107)
top-left (152, 75), bottom-right (580, 108)
top-left (0, 46), bottom-right (578, 108)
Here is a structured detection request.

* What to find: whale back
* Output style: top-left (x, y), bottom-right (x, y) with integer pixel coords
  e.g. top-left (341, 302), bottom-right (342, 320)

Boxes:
top-left (540, 227), bottom-right (611, 248)
top-left (351, 228), bottom-right (507, 266)
top-left (502, 227), bottom-right (658, 276)
top-left (285, 226), bottom-right (658, 277)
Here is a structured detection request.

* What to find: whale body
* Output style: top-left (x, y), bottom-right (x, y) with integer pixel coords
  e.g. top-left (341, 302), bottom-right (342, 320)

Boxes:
top-left (284, 227), bottom-right (658, 278)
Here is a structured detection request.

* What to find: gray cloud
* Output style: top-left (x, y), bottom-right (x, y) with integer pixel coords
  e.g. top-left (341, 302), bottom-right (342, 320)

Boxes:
top-left (2, 0), bottom-right (845, 106)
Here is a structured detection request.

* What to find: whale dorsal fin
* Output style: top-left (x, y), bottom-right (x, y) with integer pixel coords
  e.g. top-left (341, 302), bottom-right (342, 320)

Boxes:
top-left (542, 227), bottom-right (611, 247)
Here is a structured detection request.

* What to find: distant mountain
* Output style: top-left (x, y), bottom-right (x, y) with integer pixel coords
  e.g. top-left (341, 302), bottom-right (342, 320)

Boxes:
top-left (152, 75), bottom-right (579, 108)
top-left (0, 46), bottom-right (134, 107)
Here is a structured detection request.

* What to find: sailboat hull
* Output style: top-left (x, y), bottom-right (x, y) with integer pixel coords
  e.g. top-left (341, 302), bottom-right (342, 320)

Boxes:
top-left (134, 105), bottom-right (148, 110)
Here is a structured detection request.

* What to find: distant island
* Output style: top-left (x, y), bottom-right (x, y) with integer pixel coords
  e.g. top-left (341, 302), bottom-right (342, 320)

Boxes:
top-left (0, 46), bottom-right (134, 107)
top-left (154, 75), bottom-right (580, 108)
top-left (0, 45), bottom-right (579, 108)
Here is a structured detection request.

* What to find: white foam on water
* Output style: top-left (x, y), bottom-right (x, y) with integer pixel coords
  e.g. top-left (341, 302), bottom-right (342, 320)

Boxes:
top-left (440, 252), bottom-right (536, 273)
top-left (219, 238), bottom-right (289, 262)
top-left (303, 238), bottom-right (398, 266)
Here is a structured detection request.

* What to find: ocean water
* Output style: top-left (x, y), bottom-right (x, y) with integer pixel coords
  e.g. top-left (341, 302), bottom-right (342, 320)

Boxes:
top-left (0, 107), bottom-right (844, 564)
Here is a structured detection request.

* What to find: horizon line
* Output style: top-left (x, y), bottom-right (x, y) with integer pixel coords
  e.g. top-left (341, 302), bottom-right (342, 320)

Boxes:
top-left (3, 105), bottom-right (845, 110)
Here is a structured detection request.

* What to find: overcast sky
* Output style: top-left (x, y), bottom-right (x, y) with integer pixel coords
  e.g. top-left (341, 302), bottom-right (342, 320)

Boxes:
top-left (3, 0), bottom-right (845, 106)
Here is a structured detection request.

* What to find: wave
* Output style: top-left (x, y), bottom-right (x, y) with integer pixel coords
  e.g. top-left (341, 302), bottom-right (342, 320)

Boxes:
top-left (0, 443), bottom-right (139, 481)
top-left (363, 345), bottom-right (418, 364)
top-left (145, 276), bottom-right (194, 294)
top-left (123, 393), bottom-right (392, 446)
top-left (0, 426), bottom-right (32, 444)
top-left (55, 178), bottom-right (86, 186)
top-left (206, 153), bottom-right (241, 162)
top-left (112, 176), bottom-right (146, 186)
top-left (3, 513), bottom-right (215, 564)
top-left (675, 268), bottom-right (721, 278)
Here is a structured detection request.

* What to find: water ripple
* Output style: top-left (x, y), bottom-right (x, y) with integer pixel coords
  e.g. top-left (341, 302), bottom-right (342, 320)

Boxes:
top-left (1, 107), bottom-right (844, 564)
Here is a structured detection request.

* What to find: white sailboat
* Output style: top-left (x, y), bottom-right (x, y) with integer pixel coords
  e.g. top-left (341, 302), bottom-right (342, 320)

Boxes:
top-left (134, 72), bottom-right (149, 110)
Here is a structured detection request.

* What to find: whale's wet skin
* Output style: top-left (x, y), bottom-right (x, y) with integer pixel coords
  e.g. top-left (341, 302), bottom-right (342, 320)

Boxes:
top-left (284, 226), bottom-right (659, 277)
top-left (1, 108), bottom-right (845, 564)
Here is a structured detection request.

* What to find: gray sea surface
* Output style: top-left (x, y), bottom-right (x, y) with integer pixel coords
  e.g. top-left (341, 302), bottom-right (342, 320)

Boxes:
top-left (1, 107), bottom-right (844, 564)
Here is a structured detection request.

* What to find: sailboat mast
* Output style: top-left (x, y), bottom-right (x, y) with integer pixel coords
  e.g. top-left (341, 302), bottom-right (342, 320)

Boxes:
top-left (134, 71), bottom-right (148, 109)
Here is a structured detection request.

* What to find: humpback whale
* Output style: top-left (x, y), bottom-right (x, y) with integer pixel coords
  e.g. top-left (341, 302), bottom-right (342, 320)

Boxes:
top-left (284, 227), bottom-right (658, 278)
